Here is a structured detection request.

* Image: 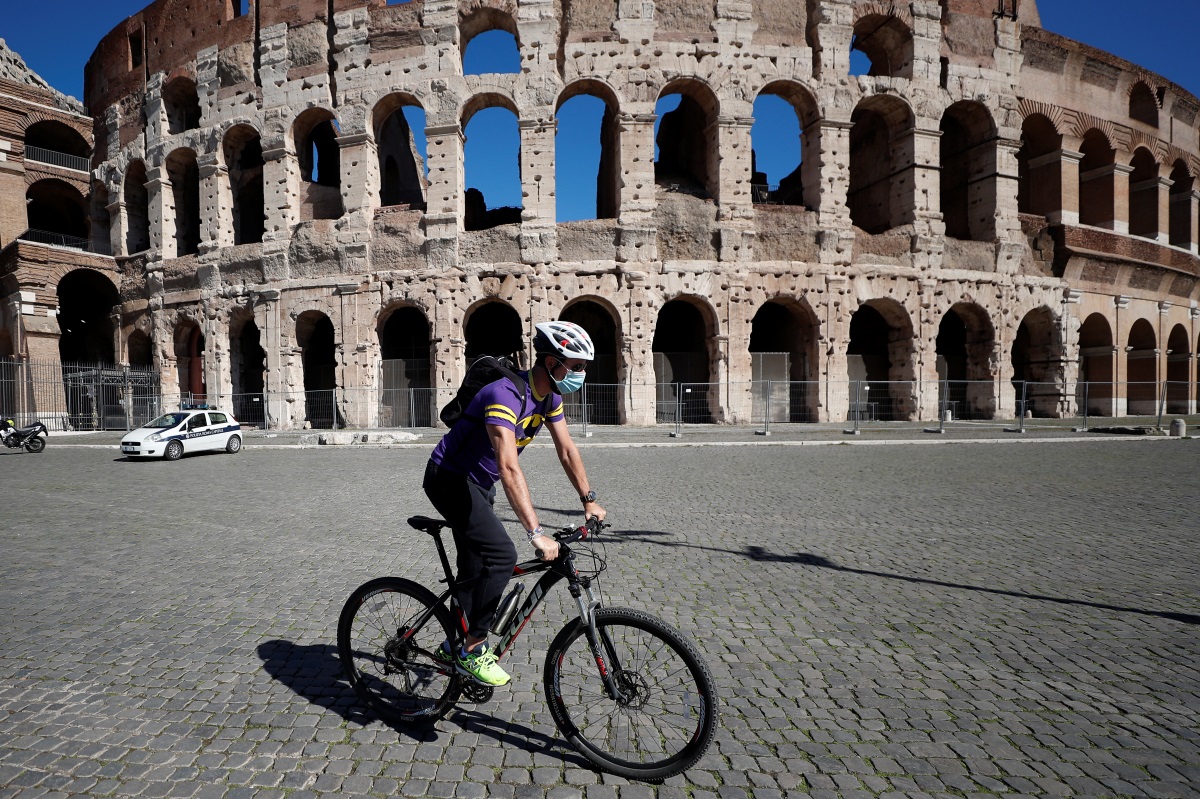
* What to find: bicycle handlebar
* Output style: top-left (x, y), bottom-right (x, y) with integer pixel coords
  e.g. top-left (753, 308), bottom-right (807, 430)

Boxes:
top-left (534, 517), bottom-right (609, 559)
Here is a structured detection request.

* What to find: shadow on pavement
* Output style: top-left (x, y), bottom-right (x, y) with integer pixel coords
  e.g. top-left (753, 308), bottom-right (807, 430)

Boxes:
top-left (616, 531), bottom-right (1200, 626)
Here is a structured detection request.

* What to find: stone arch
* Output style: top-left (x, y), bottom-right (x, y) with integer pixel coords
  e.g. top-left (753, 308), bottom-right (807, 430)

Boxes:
top-left (1011, 306), bottom-right (1064, 417)
top-left (162, 76), bottom-right (201, 135)
top-left (373, 94), bottom-right (428, 210)
top-left (229, 307), bottom-right (266, 425)
top-left (1017, 113), bottom-right (1063, 217)
top-left (296, 310), bottom-right (339, 428)
top-left (173, 316), bottom-right (207, 400)
top-left (293, 108), bottom-right (343, 220)
top-left (556, 80), bottom-right (622, 221)
top-left (462, 94), bottom-right (522, 230)
top-left (655, 79), bottom-right (720, 199)
top-left (1128, 80), bottom-right (1159, 128)
top-left (123, 160), bottom-right (151, 254)
top-left (378, 304), bottom-right (433, 427)
top-left (1078, 312), bottom-right (1114, 416)
top-left (653, 295), bottom-right (719, 423)
top-left (223, 124), bottom-right (265, 245)
top-left (752, 80), bottom-right (820, 209)
top-left (1165, 323), bottom-right (1190, 414)
top-left (851, 10), bottom-right (914, 78)
top-left (460, 6), bottom-right (521, 72)
top-left (1125, 317), bottom-right (1157, 416)
top-left (940, 101), bottom-right (998, 241)
top-left (464, 299), bottom-right (525, 365)
top-left (1128, 147), bottom-right (1160, 239)
top-left (559, 298), bottom-right (621, 424)
top-left (165, 147), bottom-right (201, 256)
top-left (26, 178), bottom-right (88, 243)
top-left (57, 268), bottom-right (120, 364)
top-left (1079, 128), bottom-right (1116, 228)
top-left (848, 297), bottom-right (916, 421)
top-left (848, 94), bottom-right (915, 233)
top-left (749, 296), bottom-right (820, 422)
top-left (935, 301), bottom-right (997, 419)
top-left (1168, 159), bottom-right (1194, 248)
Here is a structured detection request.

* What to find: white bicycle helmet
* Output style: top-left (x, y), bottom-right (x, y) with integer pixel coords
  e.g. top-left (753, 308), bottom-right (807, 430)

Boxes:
top-left (534, 321), bottom-right (595, 361)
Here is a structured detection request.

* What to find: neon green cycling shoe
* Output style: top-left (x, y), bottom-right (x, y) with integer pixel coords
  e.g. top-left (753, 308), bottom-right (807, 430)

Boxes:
top-left (456, 643), bottom-right (511, 686)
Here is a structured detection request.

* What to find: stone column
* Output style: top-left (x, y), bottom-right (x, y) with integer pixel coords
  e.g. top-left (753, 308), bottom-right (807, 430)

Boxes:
top-left (621, 271), bottom-right (657, 425)
top-left (614, 0), bottom-right (656, 43)
top-left (1113, 295), bottom-right (1129, 415)
top-left (993, 137), bottom-right (1023, 241)
top-left (519, 117), bottom-right (557, 264)
top-left (423, 123), bottom-right (464, 269)
top-left (199, 157), bottom-right (231, 252)
top-left (1032, 148), bottom-right (1083, 225)
top-left (823, 275), bottom-right (851, 423)
top-left (715, 116), bottom-right (755, 262)
top-left (1111, 163), bottom-right (1134, 234)
top-left (617, 113), bottom-right (658, 263)
top-left (255, 289), bottom-right (282, 428)
top-left (337, 132), bottom-right (379, 229)
top-left (146, 166), bottom-right (174, 258)
top-left (107, 200), bottom-right (129, 257)
top-left (911, 127), bottom-right (942, 228)
top-left (1153, 176), bottom-right (1174, 242)
top-left (261, 142), bottom-right (298, 239)
top-left (804, 119), bottom-right (851, 224)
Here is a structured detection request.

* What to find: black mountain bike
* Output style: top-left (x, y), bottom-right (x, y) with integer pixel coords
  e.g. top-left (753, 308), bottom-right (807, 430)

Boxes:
top-left (338, 516), bottom-right (718, 780)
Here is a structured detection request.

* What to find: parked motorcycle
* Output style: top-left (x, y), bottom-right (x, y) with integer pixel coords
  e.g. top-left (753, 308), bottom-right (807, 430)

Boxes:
top-left (2, 419), bottom-right (48, 453)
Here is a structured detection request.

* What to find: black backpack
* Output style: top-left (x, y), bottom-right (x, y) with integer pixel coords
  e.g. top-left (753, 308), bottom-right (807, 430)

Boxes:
top-left (439, 355), bottom-right (527, 427)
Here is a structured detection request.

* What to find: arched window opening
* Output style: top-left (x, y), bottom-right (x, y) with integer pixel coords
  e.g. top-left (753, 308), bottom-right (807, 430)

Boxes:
top-left (560, 300), bottom-right (620, 424)
top-left (940, 101), bottom-right (997, 241)
top-left (850, 14), bottom-right (914, 78)
top-left (1129, 82), bottom-right (1159, 128)
top-left (379, 307), bottom-right (432, 427)
top-left (1077, 313), bottom-right (1113, 417)
top-left (294, 110), bottom-right (343, 221)
top-left (1128, 148), bottom-right (1159, 240)
top-left (654, 82), bottom-right (719, 198)
top-left (297, 311), bottom-right (339, 428)
top-left (230, 313), bottom-right (266, 426)
top-left (224, 125), bottom-right (265, 245)
top-left (1168, 160), bottom-right (1194, 248)
top-left (124, 160), bottom-right (151, 254)
top-left (1078, 129), bottom-right (1115, 228)
top-left (463, 27), bottom-right (521, 75)
top-left (653, 300), bottom-right (713, 424)
top-left (749, 300), bottom-right (819, 423)
top-left (464, 302), bottom-right (524, 365)
top-left (376, 102), bottom-right (428, 210)
top-left (57, 269), bottom-right (119, 364)
top-left (1165, 324), bottom-right (1190, 414)
top-left (1011, 308), bottom-right (1063, 418)
top-left (24, 120), bottom-right (89, 166)
top-left (935, 304), bottom-right (996, 420)
top-left (1017, 114), bottom-right (1062, 217)
top-left (165, 148), bottom-right (201, 256)
top-left (463, 102), bottom-right (522, 231)
top-left (25, 179), bottom-right (88, 245)
top-left (848, 96), bottom-right (914, 233)
top-left (848, 301), bottom-right (916, 421)
top-left (751, 84), bottom-right (816, 208)
top-left (127, 329), bottom-right (153, 367)
top-left (174, 320), bottom-right (206, 402)
top-left (162, 77), bottom-right (201, 135)
top-left (1126, 318), bottom-right (1157, 416)
top-left (556, 88), bottom-right (619, 222)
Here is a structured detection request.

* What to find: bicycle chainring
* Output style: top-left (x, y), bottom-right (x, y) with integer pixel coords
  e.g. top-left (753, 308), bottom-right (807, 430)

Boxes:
top-left (460, 680), bottom-right (495, 704)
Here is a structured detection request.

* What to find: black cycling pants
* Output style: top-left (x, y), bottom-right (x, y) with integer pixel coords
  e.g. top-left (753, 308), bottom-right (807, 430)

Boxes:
top-left (423, 460), bottom-right (518, 641)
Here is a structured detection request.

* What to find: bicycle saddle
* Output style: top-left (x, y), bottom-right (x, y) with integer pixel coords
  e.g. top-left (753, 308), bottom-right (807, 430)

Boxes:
top-left (407, 516), bottom-right (448, 535)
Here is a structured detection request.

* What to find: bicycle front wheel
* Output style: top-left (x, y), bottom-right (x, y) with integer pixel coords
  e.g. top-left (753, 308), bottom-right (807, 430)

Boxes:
top-left (338, 577), bottom-right (460, 724)
top-left (544, 608), bottom-right (718, 780)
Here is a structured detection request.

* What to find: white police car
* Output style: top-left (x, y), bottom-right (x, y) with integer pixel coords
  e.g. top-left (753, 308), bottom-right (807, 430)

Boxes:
top-left (121, 409), bottom-right (242, 460)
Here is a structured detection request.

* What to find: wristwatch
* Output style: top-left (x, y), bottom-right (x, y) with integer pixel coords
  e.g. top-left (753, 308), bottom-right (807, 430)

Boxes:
top-left (580, 490), bottom-right (597, 505)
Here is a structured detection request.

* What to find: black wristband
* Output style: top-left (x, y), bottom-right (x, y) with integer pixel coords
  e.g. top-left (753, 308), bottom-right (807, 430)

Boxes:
top-left (580, 489), bottom-right (597, 505)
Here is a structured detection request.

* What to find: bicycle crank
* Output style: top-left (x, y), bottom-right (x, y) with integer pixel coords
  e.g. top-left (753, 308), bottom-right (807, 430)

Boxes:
top-left (459, 680), bottom-right (495, 703)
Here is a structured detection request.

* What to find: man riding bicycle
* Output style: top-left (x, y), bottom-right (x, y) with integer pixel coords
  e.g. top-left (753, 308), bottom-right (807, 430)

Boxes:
top-left (423, 320), bottom-right (607, 687)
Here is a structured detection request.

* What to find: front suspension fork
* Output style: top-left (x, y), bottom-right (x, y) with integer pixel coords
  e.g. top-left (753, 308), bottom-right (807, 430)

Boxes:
top-left (572, 585), bottom-right (628, 702)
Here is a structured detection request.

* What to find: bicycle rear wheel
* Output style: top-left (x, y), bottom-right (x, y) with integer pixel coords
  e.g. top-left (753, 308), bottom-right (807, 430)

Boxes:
top-left (338, 577), bottom-right (460, 724)
top-left (544, 608), bottom-right (718, 780)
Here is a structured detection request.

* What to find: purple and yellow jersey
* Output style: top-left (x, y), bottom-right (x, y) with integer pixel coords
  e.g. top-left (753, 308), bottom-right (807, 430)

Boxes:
top-left (430, 372), bottom-right (564, 488)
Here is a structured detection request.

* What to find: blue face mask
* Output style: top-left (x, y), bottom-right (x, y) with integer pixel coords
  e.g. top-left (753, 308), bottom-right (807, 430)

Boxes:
top-left (553, 369), bottom-right (586, 395)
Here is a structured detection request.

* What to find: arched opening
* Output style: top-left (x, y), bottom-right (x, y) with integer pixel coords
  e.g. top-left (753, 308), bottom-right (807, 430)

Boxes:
top-left (230, 312), bottom-right (266, 426)
top-left (375, 98), bottom-right (428, 210)
top-left (127, 329), bottom-right (152, 366)
top-left (162, 77), bottom-right (201, 135)
top-left (1077, 313), bottom-right (1113, 417)
top-left (24, 120), bottom-right (89, 162)
top-left (847, 301), bottom-right (916, 421)
top-left (848, 95), bottom-right (914, 233)
top-left (463, 98), bottom-right (522, 231)
top-left (1168, 160), bottom-right (1194, 248)
top-left (379, 306), bottom-right (432, 427)
top-left (1125, 318), bottom-right (1157, 416)
top-left (464, 301), bottom-right (524, 365)
top-left (556, 83), bottom-right (620, 221)
top-left (165, 147), bottom-right (201, 256)
top-left (297, 311), bottom-right (339, 428)
top-left (173, 319), bottom-right (206, 402)
top-left (653, 299), bottom-right (714, 424)
top-left (1011, 307), bottom-right (1063, 418)
top-left (749, 299), bottom-right (819, 422)
top-left (850, 13), bottom-right (914, 78)
top-left (124, 160), bottom-right (151, 254)
top-left (935, 303), bottom-right (997, 420)
top-left (654, 81), bottom-right (719, 199)
top-left (1165, 324), bottom-right (1190, 414)
top-left (224, 125), bottom-right (265, 245)
top-left (1078, 129), bottom-right (1115, 228)
top-left (57, 269), bottom-right (119, 364)
top-left (751, 82), bottom-right (818, 208)
top-left (294, 109), bottom-right (343, 220)
top-left (940, 101), bottom-right (997, 241)
top-left (560, 300), bottom-right (620, 424)
top-left (1017, 114), bottom-right (1063, 217)
top-left (1128, 148), bottom-right (1160, 240)
top-left (1129, 82), bottom-right (1159, 128)
top-left (25, 179), bottom-right (88, 245)
top-left (461, 11), bottom-right (521, 75)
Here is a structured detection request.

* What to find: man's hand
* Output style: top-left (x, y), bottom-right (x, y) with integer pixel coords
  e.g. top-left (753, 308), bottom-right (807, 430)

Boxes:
top-left (584, 501), bottom-right (607, 523)
top-left (534, 534), bottom-right (560, 561)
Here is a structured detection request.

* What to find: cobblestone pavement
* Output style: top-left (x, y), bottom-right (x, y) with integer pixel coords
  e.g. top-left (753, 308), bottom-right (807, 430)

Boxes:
top-left (2, 439), bottom-right (1198, 799)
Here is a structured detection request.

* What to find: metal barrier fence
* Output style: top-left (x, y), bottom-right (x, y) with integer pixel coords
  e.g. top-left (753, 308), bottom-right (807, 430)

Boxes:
top-left (0, 357), bottom-right (161, 431)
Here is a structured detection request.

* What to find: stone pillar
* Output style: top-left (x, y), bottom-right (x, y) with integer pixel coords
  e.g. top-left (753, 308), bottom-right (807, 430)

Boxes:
top-left (143, 73), bottom-right (166, 144)
top-left (993, 137), bottom-right (1022, 241)
top-left (809, 0), bottom-right (853, 80)
top-left (713, 0), bottom-right (757, 45)
top-left (1153, 176), bottom-right (1174, 242)
top-left (621, 271), bottom-right (657, 425)
top-left (1192, 191), bottom-right (1200, 254)
top-left (199, 157), bottom-right (231, 252)
top-left (614, 0), bottom-right (656, 42)
top-left (261, 143), bottom-right (298, 239)
top-left (617, 113), bottom-right (658, 263)
top-left (1170, 188), bottom-right (1199, 252)
top-left (255, 289), bottom-right (283, 427)
top-left (1033, 148), bottom-right (1082, 225)
top-left (1113, 295), bottom-right (1129, 415)
top-left (519, 117), bottom-right (557, 265)
top-left (146, 166), bottom-right (174, 258)
top-left (909, 0), bottom-right (943, 83)
top-left (805, 119), bottom-right (853, 228)
top-left (715, 117), bottom-right (755, 262)
top-left (337, 131), bottom-right (379, 229)
top-left (823, 275), bottom-right (851, 423)
top-left (107, 200), bottom-right (129, 257)
top-left (424, 123), bottom-right (464, 268)
top-left (911, 127), bottom-right (942, 227)
top-left (1111, 163), bottom-right (1134, 234)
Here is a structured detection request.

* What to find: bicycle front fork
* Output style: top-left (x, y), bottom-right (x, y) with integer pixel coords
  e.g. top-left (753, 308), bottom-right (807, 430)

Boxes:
top-left (572, 584), bottom-right (628, 702)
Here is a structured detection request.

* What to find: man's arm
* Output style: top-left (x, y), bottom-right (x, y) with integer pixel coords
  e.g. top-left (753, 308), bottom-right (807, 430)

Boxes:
top-left (546, 418), bottom-right (607, 522)
top-left (486, 423), bottom-right (560, 559)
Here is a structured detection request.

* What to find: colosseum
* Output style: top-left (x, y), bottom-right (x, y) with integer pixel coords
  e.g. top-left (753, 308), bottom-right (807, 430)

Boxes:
top-left (1, 0), bottom-right (1198, 431)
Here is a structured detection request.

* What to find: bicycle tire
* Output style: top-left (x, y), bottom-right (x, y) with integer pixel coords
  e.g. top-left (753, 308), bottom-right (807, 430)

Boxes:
top-left (543, 608), bottom-right (718, 780)
top-left (338, 577), bottom-right (460, 724)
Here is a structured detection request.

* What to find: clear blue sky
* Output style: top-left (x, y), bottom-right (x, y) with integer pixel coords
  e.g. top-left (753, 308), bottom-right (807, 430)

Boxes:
top-left (3, 0), bottom-right (1197, 221)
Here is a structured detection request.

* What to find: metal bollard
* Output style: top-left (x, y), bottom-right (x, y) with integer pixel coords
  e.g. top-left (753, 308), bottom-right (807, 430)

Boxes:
top-left (1169, 418), bottom-right (1186, 437)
